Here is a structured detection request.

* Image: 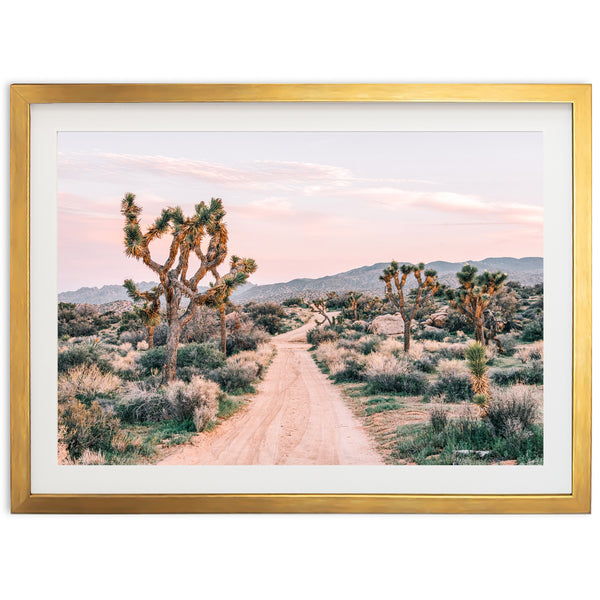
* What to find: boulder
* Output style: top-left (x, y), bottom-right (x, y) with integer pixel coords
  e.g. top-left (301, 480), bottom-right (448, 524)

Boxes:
top-left (369, 313), bottom-right (405, 335)
top-left (425, 305), bottom-right (449, 328)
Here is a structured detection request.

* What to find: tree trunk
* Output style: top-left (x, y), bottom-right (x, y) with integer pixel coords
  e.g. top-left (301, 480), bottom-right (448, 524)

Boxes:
top-left (220, 304), bottom-right (227, 356)
top-left (147, 326), bottom-right (154, 349)
top-left (475, 318), bottom-right (485, 344)
top-left (403, 319), bottom-right (411, 352)
top-left (163, 321), bottom-right (181, 383)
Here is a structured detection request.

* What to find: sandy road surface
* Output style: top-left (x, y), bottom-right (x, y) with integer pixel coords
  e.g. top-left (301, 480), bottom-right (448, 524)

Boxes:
top-left (159, 317), bottom-right (383, 465)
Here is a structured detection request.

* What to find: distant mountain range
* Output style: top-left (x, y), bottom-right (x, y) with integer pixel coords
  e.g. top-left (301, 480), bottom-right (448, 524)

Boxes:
top-left (59, 257), bottom-right (542, 305)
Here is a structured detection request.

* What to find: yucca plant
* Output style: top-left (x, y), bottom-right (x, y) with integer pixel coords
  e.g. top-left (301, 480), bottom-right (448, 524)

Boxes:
top-left (379, 261), bottom-right (439, 352)
top-left (121, 193), bottom-right (256, 382)
top-left (446, 264), bottom-right (507, 344)
top-left (465, 342), bottom-right (490, 416)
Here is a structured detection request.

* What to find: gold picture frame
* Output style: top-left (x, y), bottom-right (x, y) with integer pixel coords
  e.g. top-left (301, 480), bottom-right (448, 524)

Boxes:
top-left (10, 84), bottom-right (591, 513)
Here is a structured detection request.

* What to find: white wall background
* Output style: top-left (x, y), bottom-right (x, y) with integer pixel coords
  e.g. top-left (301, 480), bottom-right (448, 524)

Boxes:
top-left (1, 1), bottom-right (597, 598)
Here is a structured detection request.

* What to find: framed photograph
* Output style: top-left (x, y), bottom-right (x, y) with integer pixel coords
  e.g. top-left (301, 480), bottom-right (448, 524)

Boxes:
top-left (10, 84), bottom-right (591, 513)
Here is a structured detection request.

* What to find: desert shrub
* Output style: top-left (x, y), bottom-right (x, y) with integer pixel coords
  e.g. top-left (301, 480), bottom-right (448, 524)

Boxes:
top-left (180, 306), bottom-right (220, 343)
top-left (245, 302), bottom-right (287, 334)
top-left (428, 359), bottom-right (472, 402)
top-left (515, 340), bottom-right (544, 363)
top-left (495, 333), bottom-right (519, 356)
top-left (165, 376), bottom-right (221, 430)
top-left (414, 354), bottom-right (438, 373)
top-left (176, 342), bottom-right (225, 371)
top-left (307, 327), bottom-right (339, 346)
top-left (137, 340), bottom-right (149, 351)
top-left (226, 326), bottom-right (269, 354)
top-left (332, 352), bottom-right (367, 383)
top-left (110, 350), bottom-right (140, 374)
top-left (357, 335), bottom-right (379, 355)
top-left (58, 303), bottom-right (118, 338)
top-left (415, 327), bottom-right (446, 341)
top-left (114, 383), bottom-right (170, 423)
top-left (209, 356), bottom-right (259, 394)
top-left (140, 341), bottom-right (225, 376)
top-left (445, 309), bottom-right (474, 334)
top-left (281, 297), bottom-right (306, 307)
top-left (58, 342), bottom-right (112, 374)
top-left (138, 347), bottom-right (167, 374)
top-left (430, 406), bottom-right (448, 433)
top-left (58, 364), bottom-right (121, 404)
top-left (364, 354), bottom-right (428, 395)
top-left (486, 385), bottom-right (540, 438)
top-left (490, 361), bottom-right (543, 386)
top-left (377, 337), bottom-right (404, 356)
top-left (152, 323), bottom-right (169, 346)
top-left (77, 448), bottom-right (106, 465)
top-left (119, 329), bottom-right (147, 345)
top-left (521, 318), bottom-right (543, 342)
top-left (58, 398), bottom-right (120, 460)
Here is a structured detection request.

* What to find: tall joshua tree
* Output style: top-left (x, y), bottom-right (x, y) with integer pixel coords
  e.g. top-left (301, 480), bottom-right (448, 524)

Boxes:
top-left (445, 264), bottom-right (508, 344)
top-left (123, 280), bottom-right (162, 348)
top-left (121, 193), bottom-right (256, 382)
top-left (380, 261), bottom-right (439, 352)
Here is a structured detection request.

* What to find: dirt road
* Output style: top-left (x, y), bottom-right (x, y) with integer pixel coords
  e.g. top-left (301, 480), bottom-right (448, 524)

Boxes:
top-left (159, 317), bottom-right (383, 465)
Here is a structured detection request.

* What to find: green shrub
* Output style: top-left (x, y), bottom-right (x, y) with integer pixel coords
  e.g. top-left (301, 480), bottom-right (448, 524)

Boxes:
top-left (245, 302), bottom-right (287, 334)
top-left (414, 327), bottom-right (446, 341)
top-left (176, 342), bottom-right (225, 370)
top-left (58, 343), bottom-right (112, 374)
top-left (138, 347), bottom-right (166, 374)
top-left (210, 359), bottom-right (258, 394)
top-left (427, 373), bottom-right (473, 402)
top-left (332, 355), bottom-right (367, 383)
top-left (429, 406), bottom-right (448, 433)
top-left (59, 399), bottom-right (120, 460)
top-left (521, 319), bottom-right (543, 342)
top-left (490, 361), bottom-right (543, 386)
top-left (414, 354), bottom-right (438, 373)
top-left (114, 383), bottom-right (170, 423)
top-left (366, 371), bottom-right (428, 395)
top-left (306, 327), bottom-right (339, 346)
top-left (226, 327), bottom-right (269, 354)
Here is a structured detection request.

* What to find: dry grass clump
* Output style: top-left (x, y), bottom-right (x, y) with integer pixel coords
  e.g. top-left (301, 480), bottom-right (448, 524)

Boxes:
top-left (422, 340), bottom-right (468, 358)
top-left (487, 384), bottom-right (542, 437)
top-left (111, 350), bottom-right (140, 373)
top-left (315, 341), bottom-right (352, 375)
top-left (234, 343), bottom-right (274, 377)
top-left (137, 340), bottom-right (149, 351)
top-left (406, 342), bottom-right (425, 360)
top-left (118, 342), bottom-right (133, 354)
top-left (78, 448), bottom-right (106, 465)
top-left (436, 358), bottom-right (469, 378)
top-left (378, 337), bottom-right (404, 356)
top-left (515, 340), bottom-right (544, 363)
top-left (58, 363), bottom-right (121, 403)
top-left (166, 376), bottom-right (221, 431)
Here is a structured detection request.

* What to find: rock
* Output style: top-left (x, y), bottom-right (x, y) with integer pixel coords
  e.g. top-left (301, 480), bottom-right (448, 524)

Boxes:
top-left (455, 449), bottom-right (490, 458)
top-left (369, 313), bottom-right (405, 335)
top-left (425, 305), bottom-right (449, 328)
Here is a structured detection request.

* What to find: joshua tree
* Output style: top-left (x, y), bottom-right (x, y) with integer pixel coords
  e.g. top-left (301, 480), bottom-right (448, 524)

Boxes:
top-left (445, 264), bottom-right (508, 344)
top-left (380, 261), bottom-right (439, 352)
top-left (206, 279), bottom-right (244, 356)
top-left (348, 292), bottom-right (360, 321)
top-left (123, 280), bottom-right (162, 348)
top-left (309, 298), bottom-right (333, 327)
top-left (465, 342), bottom-right (490, 416)
top-left (121, 193), bottom-right (256, 382)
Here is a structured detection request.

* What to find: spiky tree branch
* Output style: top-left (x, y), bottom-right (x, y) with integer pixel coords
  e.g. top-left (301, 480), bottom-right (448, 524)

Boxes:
top-left (123, 279), bottom-right (162, 348)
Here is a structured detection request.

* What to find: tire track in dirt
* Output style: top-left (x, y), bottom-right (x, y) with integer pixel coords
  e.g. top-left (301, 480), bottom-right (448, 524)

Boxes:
top-left (158, 316), bottom-right (383, 465)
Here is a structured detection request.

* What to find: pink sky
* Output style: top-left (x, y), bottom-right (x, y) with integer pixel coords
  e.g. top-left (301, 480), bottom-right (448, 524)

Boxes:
top-left (57, 132), bottom-right (543, 291)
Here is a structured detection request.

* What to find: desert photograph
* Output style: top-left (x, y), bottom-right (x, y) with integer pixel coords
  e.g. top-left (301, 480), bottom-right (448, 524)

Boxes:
top-left (56, 131), bottom-right (544, 466)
